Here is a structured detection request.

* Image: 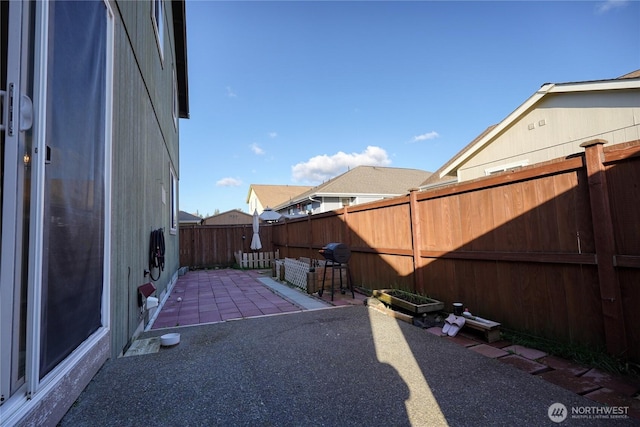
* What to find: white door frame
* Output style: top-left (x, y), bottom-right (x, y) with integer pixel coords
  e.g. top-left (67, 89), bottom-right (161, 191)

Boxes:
top-left (1, 0), bottom-right (32, 405)
top-left (1, 1), bottom-right (113, 419)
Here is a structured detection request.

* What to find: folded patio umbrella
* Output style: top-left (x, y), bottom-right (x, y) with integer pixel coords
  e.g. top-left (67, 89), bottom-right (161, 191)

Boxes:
top-left (250, 210), bottom-right (262, 250)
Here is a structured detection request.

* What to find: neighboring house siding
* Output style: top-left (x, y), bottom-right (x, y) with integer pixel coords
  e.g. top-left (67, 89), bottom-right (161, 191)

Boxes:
top-left (247, 190), bottom-right (263, 213)
top-left (355, 195), bottom-right (385, 205)
top-left (110, 0), bottom-right (181, 358)
top-left (457, 91), bottom-right (640, 181)
top-left (321, 197), bottom-right (342, 212)
top-left (247, 184), bottom-right (313, 214)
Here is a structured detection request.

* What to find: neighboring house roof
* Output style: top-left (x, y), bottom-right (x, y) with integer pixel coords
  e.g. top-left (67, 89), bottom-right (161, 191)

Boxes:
top-left (619, 69), bottom-right (640, 79)
top-left (179, 210), bottom-right (202, 225)
top-left (434, 70), bottom-right (640, 180)
top-left (172, 0), bottom-right (189, 118)
top-left (420, 125), bottom-right (497, 188)
top-left (274, 166), bottom-right (432, 210)
top-left (202, 209), bottom-right (254, 225)
top-left (246, 184), bottom-right (313, 209)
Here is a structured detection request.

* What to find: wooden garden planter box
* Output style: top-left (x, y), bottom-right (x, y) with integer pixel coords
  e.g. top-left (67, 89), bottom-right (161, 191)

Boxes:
top-left (307, 268), bottom-right (348, 294)
top-left (373, 289), bottom-right (444, 314)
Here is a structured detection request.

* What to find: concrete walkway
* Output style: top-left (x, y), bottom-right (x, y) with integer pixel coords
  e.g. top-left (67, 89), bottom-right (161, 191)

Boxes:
top-left (60, 305), bottom-right (636, 426)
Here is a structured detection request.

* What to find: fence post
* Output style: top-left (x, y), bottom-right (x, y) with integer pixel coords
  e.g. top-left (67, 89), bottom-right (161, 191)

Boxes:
top-left (307, 214), bottom-right (313, 261)
top-left (409, 188), bottom-right (424, 294)
top-left (580, 139), bottom-right (627, 356)
top-left (283, 218), bottom-right (289, 259)
top-left (342, 205), bottom-right (351, 248)
top-left (191, 226), bottom-right (197, 267)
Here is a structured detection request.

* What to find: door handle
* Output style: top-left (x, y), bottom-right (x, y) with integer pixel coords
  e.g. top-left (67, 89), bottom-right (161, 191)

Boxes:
top-left (0, 86), bottom-right (32, 134)
top-left (19, 94), bottom-right (33, 132)
top-left (0, 89), bottom-right (5, 132)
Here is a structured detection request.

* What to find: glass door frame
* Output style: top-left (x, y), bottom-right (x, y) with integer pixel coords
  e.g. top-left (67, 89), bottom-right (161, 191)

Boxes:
top-left (1, 0), bottom-right (34, 405)
top-left (1, 1), bottom-right (113, 418)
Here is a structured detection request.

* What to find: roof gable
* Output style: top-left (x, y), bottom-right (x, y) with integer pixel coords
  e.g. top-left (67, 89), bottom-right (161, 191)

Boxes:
top-left (247, 184), bottom-right (313, 208)
top-left (437, 71), bottom-right (640, 178)
top-left (203, 209), bottom-right (253, 221)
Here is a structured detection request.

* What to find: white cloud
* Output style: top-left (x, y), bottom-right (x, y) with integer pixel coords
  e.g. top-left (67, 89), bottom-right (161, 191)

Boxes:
top-left (291, 145), bottom-right (391, 183)
top-left (250, 143), bottom-right (265, 155)
top-left (226, 86), bottom-right (237, 98)
top-left (411, 131), bottom-right (440, 143)
top-left (216, 177), bottom-right (242, 187)
top-left (596, 0), bottom-right (628, 13)
top-left (268, 132), bottom-right (278, 138)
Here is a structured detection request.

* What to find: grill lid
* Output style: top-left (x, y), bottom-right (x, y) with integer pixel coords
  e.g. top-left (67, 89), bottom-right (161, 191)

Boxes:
top-left (319, 242), bottom-right (351, 263)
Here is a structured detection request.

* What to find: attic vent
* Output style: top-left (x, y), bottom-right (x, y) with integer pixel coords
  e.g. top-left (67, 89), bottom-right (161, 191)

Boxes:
top-left (485, 160), bottom-right (529, 176)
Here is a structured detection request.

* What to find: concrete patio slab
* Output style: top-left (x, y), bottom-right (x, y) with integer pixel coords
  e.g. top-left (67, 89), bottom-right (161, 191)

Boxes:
top-left (469, 343), bottom-right (510, 359)
top-left (61, 306), bottom-right (627, 426)
top-left (499, 354), bottom-right (550, 375)
top-left (538, 370), bottom-right (601, 395)
top-left (502, 344), bottom-right (548, 360)
top-left (581, 368), bottom-right (640, 397)
top-left (538, 355), bottom-right (590, 377)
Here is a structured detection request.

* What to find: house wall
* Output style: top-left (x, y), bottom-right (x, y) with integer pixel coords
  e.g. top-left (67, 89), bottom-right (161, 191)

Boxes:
top-left (458, 90), bottom-right (640, 181)
top-left (247, 189), bottom-right (263, 214)
top-left (110, 0), bottom-right (181, 358)
top-left (282, 195), bottom-right (388, 215)
top-left (319, 196), bottom-right (386, 212)
top-left (355, 195), bottom-right (385, 205)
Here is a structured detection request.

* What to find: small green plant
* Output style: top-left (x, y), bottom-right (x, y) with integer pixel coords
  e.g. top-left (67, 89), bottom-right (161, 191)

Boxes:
top-left (385, 289), bottom-right (437, 305)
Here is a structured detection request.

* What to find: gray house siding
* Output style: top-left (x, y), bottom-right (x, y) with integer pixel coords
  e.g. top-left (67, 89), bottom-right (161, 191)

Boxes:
top-left (110, 0), bottom-right (181, 358)
top-left (0, 1), bottom-right (186, 424)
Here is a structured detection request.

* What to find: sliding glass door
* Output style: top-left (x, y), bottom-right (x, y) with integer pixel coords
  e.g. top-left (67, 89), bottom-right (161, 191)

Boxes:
top-left (1, 0), bottom-right (109, 410)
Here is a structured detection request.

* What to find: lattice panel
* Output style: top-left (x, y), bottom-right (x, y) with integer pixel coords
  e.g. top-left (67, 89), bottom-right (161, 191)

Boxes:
top-left (284, 258), bottom-right (310, 291)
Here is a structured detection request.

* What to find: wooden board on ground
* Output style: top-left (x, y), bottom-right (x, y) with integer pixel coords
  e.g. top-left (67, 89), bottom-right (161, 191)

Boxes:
top-left (461, 316), bottom-right (501, 343)
top-left (366, 297), bottom-right (414, 324)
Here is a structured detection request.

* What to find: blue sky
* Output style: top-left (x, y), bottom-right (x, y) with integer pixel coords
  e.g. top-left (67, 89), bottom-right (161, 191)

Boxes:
top-left (179, 0), bottom-right (640, 217)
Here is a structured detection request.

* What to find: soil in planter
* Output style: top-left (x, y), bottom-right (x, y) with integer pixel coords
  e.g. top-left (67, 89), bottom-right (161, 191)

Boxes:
top-left (384, 289), bottom-right (437, 305)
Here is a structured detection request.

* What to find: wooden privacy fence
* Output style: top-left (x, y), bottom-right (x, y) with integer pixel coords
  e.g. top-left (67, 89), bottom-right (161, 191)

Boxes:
top-left (179, 224), bottom-right (274, 268)
top-left (268, 139), bottom-right (640, 362)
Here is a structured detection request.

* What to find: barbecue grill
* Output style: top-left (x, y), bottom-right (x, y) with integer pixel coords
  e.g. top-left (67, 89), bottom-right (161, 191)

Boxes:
top-left (318, 242), bottom-right (351, 264)
top-left (318, 243), bottom-right (354, 300)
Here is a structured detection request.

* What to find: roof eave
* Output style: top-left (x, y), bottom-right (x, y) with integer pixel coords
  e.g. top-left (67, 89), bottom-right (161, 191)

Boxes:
top-left (439, 84), bottom-right (553, 177)
top-left (172, 0), bottom-right (189, 119)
